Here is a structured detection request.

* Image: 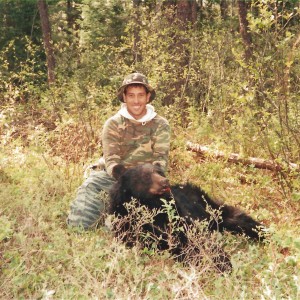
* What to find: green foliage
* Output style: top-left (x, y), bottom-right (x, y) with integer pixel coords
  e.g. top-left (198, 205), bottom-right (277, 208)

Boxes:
top-left (80, 0), bottom-right (126, 48)
top-left (0, 0), bottom-right (48, 104)
top-left (0, 0), bottom-right (42, 50)
top-left (0, 215), bottom-right (14, 242)
top-left (0, 37), bottom-right (46, 103)
top-left (1, 0), bottom-right (300, 298)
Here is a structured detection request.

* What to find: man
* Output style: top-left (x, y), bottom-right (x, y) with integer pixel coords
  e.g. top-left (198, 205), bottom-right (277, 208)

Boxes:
top-left (67, 72), bottom-right (170, 229)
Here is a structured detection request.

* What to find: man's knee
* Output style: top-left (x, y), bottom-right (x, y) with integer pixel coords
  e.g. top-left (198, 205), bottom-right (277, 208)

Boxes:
top-left (66, 170), bottom-right (115, 229)
top-left (67, 187), bottom-right (110, 229)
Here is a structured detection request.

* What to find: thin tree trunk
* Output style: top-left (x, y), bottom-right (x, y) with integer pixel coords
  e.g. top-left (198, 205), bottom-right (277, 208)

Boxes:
top-left (161, 0), bottom-right (197, 125)
top-left (237, 0), bottom-right (252, 60)
top-left (67, 0), bottom-right (74, 30)
top-left (38, 0), bottom-right (55, 85)
top-left (133, 0), bottom-right (142, 63)
top-left (280, 32), bottom-right (300, 148)
top-left (220, 0), bottom-right (229, 20)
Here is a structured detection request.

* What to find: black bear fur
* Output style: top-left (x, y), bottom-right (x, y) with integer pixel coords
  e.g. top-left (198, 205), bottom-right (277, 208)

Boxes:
top-left (108, 163), bottom-right (265, 272)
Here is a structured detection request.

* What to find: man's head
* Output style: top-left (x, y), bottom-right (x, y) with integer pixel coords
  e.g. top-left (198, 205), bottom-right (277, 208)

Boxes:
top-left (117, 72), bottom-right (156, 102)
top-left (123, 85), bottom-right (150, 119)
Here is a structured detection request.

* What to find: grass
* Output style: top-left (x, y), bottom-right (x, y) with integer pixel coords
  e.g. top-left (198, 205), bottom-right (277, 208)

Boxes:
top-left (0, 138), bottom-right (299, 299)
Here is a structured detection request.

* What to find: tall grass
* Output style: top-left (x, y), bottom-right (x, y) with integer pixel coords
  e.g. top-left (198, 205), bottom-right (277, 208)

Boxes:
top-left (0, 133), bottom-right (299, 299)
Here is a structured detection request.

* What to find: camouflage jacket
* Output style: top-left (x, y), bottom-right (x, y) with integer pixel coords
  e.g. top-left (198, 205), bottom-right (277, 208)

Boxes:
top-left (102, 113), bottom-right (170, 177)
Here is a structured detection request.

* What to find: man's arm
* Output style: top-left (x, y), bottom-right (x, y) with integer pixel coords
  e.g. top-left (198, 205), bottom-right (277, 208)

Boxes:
top-left (152, 118), bottom-right (170, 172)
top-left (102, 118), bottom-right (122, 177)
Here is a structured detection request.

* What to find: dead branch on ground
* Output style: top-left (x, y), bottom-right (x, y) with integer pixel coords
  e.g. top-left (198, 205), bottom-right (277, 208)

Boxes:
top-left (186, 141), bottom-right (299, 173)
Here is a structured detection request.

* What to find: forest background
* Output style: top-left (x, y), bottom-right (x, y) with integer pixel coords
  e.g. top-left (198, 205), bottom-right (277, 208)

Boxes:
top-left (0, 0), bottom-right (300, 299)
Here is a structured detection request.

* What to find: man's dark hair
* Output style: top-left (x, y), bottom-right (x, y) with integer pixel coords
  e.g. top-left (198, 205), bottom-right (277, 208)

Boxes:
top-left (124, 84), bottom-right (149, 95)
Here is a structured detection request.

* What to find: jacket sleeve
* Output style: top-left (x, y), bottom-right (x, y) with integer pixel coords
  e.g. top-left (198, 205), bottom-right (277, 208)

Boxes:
top-left (152, 118), bottom-right (170, 172)
top-left (102, 117), bottom-right (121, 177)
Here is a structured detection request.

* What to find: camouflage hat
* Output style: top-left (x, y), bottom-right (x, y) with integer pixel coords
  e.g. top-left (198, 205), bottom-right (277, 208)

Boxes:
top-left (117, 72), bottom-right (156, 102)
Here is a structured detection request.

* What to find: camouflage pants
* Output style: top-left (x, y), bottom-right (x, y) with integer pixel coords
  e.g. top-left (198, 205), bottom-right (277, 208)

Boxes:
top-left (67, 170), bottom-right (116, 229)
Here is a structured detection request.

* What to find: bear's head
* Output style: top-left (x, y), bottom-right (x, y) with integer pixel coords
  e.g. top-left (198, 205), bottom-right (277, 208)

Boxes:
top-left (110, 163), bottom-right (171, 206)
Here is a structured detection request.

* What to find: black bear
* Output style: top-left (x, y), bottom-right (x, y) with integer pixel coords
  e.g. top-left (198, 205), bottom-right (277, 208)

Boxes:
top-left (108, 163), bottom-right (265, 272)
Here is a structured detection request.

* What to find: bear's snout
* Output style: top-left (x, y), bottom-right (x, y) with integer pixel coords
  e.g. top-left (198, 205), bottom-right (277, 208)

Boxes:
top-left (158, 178), bottom-right (171, 193)
top-left (160, 177), bottom-right (169, 188)
top-left (147, 173), bottom-right (171, 195)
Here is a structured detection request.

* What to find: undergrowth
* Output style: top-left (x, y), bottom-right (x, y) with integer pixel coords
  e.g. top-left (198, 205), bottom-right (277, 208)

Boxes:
top-left (0, 132), bottom-right (299, 299)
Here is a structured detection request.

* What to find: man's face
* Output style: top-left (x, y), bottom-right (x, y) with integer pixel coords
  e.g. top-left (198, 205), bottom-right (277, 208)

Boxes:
top-left (123, 85), bottom-right (151, 120)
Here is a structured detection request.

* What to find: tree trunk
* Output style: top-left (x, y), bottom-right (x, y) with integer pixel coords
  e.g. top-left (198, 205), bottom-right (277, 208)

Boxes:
top-left (37, 0), bottom-right (55, 85)
top-left (161, 0), bottom-right (197, 122)
top-left (177, 0), bottom-right (197, 25)
top-left (237, 0), bottom-right (252, 60)
top-left (66, 0), bottom-right (80, 32)
top-left (220, 0), bottom-right (229, 20)
top-left (132, 0), bottom-right (142, 63)
top-left (186, 142), bottom-right (299, 172)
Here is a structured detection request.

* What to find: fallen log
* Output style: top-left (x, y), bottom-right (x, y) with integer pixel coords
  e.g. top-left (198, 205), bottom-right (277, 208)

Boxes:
top-left (186, 141), bottom-right (299, 172)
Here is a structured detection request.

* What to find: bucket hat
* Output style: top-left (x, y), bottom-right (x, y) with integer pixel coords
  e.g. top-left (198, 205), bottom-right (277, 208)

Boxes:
top-left (117, 72), bottom-right (156, 102)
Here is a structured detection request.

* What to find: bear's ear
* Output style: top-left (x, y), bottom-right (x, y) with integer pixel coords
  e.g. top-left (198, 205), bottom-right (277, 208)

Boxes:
top-left (112, 164), bottom-right (127, 180)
